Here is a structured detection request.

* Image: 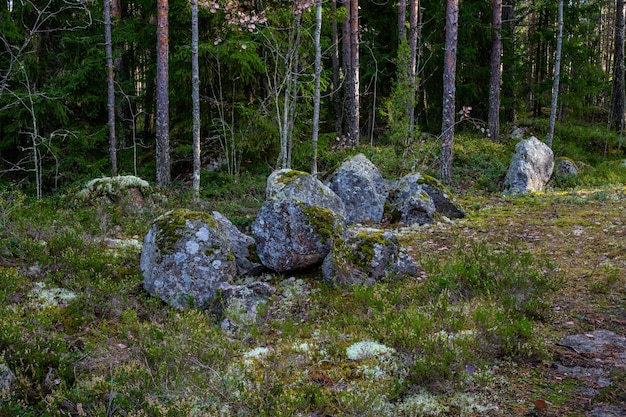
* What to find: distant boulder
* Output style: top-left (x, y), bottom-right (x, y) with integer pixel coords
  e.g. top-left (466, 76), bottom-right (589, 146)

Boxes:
top-left (141, 209), bottom-right (238, 310)
top-left (387, 173), bottom-right (465, 225)
top-left (324, 154), bottom-right (388, 224)
top-left (252, 197), bottom-right (347, 273)
top-left (266, 169), bottom-right (346, 218)
top-left (322, 230), bottom-right (418, 286)
top-left (78, 175), bottom-right (152, 207)
top-left (504, 136), bottom-right (554, 194)
top-left (554, 157), bottom-right (579, 180)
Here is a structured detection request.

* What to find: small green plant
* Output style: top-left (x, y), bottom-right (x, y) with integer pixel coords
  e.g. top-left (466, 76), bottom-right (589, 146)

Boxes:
top-left (0, 187), bottom-right (26, 230)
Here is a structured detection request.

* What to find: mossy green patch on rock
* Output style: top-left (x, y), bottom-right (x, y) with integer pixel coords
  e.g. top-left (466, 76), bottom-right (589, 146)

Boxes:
top-left (153, 209), bottom-right (218, 253)
top-left (276, 169), bottom-right (309, 185)
top-left (301, 203), bottom-right (343, 240)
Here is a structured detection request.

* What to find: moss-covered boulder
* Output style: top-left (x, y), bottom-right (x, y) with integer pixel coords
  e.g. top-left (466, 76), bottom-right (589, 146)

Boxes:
top-left (554, 157), bottom-right (579, 180)
top-left (77, 175), bottom-right (152, 207)
top-left (140, 209), bottom-right (238, 310)
top-left (266, 169), bottom-right (346, 218)
top-left (322, 230), bottom-right (418, 286)
top-left (252, 197), bottom-right (347, 273)
top-left (387, 173), bottom-right (464, 225)
top-left (324, 154), bottom-right (388, 224)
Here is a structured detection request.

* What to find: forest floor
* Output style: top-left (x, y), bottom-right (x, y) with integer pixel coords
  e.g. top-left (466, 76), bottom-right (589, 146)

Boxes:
top-left (0, 183), bottom-right (625, 416)
top-left (402, 186), bottom-right (626, 416)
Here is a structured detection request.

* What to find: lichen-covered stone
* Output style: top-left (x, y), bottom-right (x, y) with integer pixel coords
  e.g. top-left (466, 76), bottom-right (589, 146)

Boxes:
top-left (0, 364), bottom-right (15, 399)
top-left (252, 197), bottom-right (346, 273)
top-left (504, 136), bottom-right (554, 194)
top-left (554, 157), bottom-right (579, 179)
top-left (324, 154), bottom-right (388, 224)
top-left (140, 209), bottom-right (237, 310)
top-left (212, 211), bottom-right (264, 276)
top-left (77, 175), bottom-right (152, 207)
top-left (266, 169), bottom-right (346, 218)
top-left (322, 230), bottom-right (418, 286)
top-left (218, 281), bottom-right (275, 333)
top-left (387, 173), bottom-right (464, 225)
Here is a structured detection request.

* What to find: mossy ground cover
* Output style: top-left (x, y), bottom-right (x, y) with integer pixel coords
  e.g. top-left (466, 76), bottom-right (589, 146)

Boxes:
top-left (0, 169), bottom-right (624, 415)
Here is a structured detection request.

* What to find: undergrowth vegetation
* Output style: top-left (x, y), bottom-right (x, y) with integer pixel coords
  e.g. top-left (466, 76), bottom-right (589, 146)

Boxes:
top-left (0, 121), bottom-right (625, 416)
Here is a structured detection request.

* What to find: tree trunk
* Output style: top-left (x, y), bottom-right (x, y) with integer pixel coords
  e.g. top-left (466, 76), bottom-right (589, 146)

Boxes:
top-left (312, 0), bottom-right (322, 176)
top-left (398, 0), bottom-right (407, 42)
top-left (407, 0), bottom-right (419, 134)
top-left (156, 0), bottom-right (170, 186)
top-left (440, 0), bottom-right (458, 185)
top-left (488, 0), bottom-right (502, 142)
top-left (547, 0), bottom-right (564, 149)
top-left (611, 0), bottom-right (625, 131)
top-left (191, 0), bottom-right (201, 197)
top-left (331, 0), bottom-right (342, 137)
top-left (502, 3), bottom-right (516, 124)
top-left (346, 0), bottom-right (360, 146)
top-left (104, 0), bottom-right (117, 176)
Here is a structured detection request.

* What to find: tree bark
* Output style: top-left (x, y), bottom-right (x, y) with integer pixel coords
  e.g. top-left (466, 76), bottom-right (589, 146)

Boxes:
top-left (547, 0), bottom-right (563, 149)
top-left (398, 0), bottom-right (407, 42)
top-left (440, 0), bottom-right (458, 185)
top-left (104, 0), bottom-right (117, 176)
top-left (488, 0), bottom-right (502, 142)
top-left (156, 0), bottom-right (171, 186)
top-left (312, 0), bottom-right (322, 176)
top-left (331, 0), bottom-right (342, 137)
top-left (408, 0), bottom-right (419, 134)
top-left (611, 0), bottom-right (625, 131)
top-left (347, 0), bottom-right (360, 146)
top-left (191, 0), bottom-right (200, 197)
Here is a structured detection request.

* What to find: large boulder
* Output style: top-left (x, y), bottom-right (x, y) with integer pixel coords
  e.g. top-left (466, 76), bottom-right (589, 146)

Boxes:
top-left (322, 230), bottom-right (418, 286)
top-left (324, 154), bottom-right (388, 224)
top-left (141, 209), bottom-right (238, 310)
top-left (252, 197), bottom-right (347, 273)
top-left (387, 173), bottom-right (465, 225)
top-left (266, 169), bottom-right (346, 218)
top-left (212, 211), bottom-right (264, 276)
top-left (504, 136), bottom-right (554, 194)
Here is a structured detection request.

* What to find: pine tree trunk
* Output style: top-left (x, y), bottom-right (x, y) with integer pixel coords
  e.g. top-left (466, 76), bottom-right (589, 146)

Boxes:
top-left (347, 0), bottom-right (360, 146)
top-left (611, 0), bottom-right (625, 131)
top-left (331, 0), bottom-right (342, 137)
top-left (488, 0), bottom-right (502, 142)
top-left (440, 0), bottom-right (458, 185)
top-left (104, 0), bottom-right (117, 176)
top-left (398, 0), bottom-right (407, 42)
top-left (547, 0), bottom-right (563, 149)
top-left (312, 0), bottom-right (322, 176)
top-left (191, 0), bottom-right (201, 197)
top-left (156, 0), bottom-right (170, 186)
top-left (408, 0), bottom-right (419, 134)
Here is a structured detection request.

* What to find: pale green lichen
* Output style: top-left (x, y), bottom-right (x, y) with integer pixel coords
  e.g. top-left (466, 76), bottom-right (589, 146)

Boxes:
top-left (29, 282), bottom-right (77, 308)
top-left (78, 175), bottom-right (151, 199)
top-left (154, 209), bottom-right (218, 254)
top-left (301, 203), bottom-right (343, 240)
top-left (346, 340), bottom-right (395, 360)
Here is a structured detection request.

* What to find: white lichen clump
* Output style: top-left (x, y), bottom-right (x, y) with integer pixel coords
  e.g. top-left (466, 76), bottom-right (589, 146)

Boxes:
top-left (346, 340), bottom-right (395, 360)
top-left (29, 282), bottom-right (77, 308)
top-left (242, 346), bottom-right (271, 365)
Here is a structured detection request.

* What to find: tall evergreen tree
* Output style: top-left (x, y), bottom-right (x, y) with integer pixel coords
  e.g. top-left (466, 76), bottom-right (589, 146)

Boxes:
top-left (488, 0), bottom-right (502, 142)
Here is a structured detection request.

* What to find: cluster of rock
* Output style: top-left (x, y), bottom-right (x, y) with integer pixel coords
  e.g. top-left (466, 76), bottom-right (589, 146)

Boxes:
top-left (139, 154), bottom-right (466, 321)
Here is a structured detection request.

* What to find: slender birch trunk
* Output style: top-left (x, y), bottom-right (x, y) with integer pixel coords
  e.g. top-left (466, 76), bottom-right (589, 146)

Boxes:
top-left (547, 0), bottom-right (563, 148)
